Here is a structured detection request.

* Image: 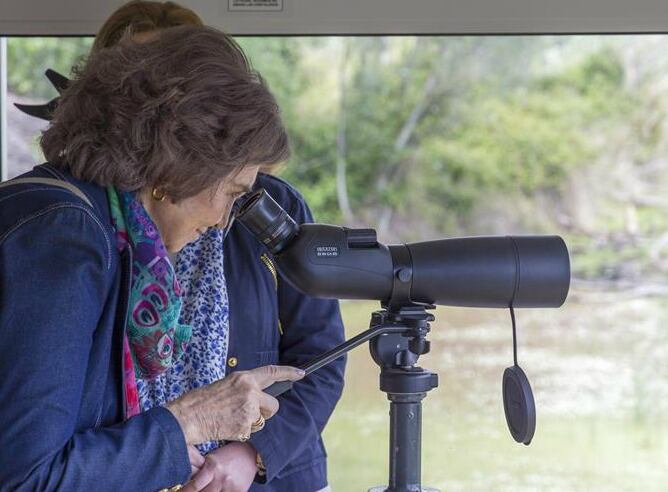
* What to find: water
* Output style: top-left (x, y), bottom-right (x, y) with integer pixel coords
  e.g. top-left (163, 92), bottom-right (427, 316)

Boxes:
top-left (324, 290), bottom-right (668, 491)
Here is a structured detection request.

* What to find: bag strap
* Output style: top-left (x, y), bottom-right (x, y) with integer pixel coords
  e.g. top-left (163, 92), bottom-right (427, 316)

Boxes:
top-left (0, 177), bottom-right (93, 208)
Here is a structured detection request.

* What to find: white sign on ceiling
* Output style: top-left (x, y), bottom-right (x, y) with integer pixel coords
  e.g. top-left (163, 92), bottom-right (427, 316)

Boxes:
top-left (228, 0), bottom-right (283, 12)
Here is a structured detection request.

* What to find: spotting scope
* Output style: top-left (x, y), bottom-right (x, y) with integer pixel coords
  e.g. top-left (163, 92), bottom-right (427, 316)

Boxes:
top-left (236, 189), bottom-right (570, 309)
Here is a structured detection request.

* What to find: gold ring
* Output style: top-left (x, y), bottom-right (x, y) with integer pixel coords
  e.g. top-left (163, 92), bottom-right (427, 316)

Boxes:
top-left (251, 415), bottom-right (266, 433)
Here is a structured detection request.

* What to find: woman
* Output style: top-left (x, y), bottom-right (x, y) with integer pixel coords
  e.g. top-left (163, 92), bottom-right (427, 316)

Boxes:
top-left (93, 3), bottom-right (346, 492)
top-left (12, 3), bottom-right (347, 491)
top-left (0, 26), bottom-right (305, 491)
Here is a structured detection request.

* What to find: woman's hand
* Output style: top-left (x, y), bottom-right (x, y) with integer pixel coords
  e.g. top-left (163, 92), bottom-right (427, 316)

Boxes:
top-left (166, 365), bottom-right (304, 444)
top-left (182, 443), bottom-right (258, 492)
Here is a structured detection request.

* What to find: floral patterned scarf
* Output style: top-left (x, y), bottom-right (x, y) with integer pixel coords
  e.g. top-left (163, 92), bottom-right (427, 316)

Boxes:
top-left (107, 187), bottom-right (193, 419)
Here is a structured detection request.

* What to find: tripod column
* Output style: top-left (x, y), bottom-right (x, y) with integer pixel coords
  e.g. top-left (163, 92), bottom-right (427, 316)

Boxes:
top-left (388, 393), bottom-right (425, 491)
top-left (380, 368), bottom-right (439, 492)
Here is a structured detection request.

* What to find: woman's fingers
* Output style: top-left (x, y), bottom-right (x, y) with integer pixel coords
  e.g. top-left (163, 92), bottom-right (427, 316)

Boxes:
top-left (181, 459), bottom-right (216, 492)
top-left (188, 444), bottom-right (205, 475)
top-left (188, 444), bottom-right (205, 469)
top-left (257, 390), bottom-right (280, 419)
top-left (249, 365), bottom-right (305, 390)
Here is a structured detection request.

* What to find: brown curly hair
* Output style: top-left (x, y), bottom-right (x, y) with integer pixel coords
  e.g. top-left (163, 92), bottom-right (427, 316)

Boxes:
top-left (94, 1), bottom-right (203, 52)
top-left (41, 25), bottom-right (290, 201)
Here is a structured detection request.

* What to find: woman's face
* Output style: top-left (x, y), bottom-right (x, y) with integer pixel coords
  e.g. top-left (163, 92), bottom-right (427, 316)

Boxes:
top-left (142, 165), bottom-right (260, 253)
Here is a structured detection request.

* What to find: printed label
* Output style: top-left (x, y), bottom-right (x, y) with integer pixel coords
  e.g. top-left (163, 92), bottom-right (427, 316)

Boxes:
top-left (228, 0), bottom-right (283, 11)
top-left (315, 246), bottom-right (339, 258)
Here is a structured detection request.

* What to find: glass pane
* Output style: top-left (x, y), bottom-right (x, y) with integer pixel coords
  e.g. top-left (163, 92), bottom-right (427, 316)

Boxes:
top-left (5, 34), bottom-right (668, 491)
top-left (6, 37), bottom-right (92, 179)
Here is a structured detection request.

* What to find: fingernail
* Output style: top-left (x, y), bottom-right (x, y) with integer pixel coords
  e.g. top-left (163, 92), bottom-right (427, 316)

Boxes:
top-left (296, 369), bottom-right (306, 376)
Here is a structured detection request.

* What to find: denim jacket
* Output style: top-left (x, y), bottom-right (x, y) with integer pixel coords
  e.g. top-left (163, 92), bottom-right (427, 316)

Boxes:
top-left (0, 164), bottom-right (345, 492)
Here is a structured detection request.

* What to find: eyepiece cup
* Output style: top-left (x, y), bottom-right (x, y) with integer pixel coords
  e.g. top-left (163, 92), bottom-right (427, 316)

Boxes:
top-left (235, 189), bottom-right (299, 254)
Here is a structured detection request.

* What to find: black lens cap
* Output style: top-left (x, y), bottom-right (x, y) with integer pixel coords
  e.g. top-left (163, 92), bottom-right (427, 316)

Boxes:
top-left (502, 365), bottom-right (536, 445)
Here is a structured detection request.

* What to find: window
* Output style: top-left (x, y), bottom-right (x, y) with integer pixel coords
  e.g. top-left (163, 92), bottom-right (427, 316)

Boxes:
top-left (2, 35), bottom-right (667, 491)
top-left (4, 37), bottom-right (92, 179)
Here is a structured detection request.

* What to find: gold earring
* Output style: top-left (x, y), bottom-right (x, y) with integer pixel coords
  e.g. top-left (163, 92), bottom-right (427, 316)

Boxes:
top-left (151, 187), bottom-right (166, 202)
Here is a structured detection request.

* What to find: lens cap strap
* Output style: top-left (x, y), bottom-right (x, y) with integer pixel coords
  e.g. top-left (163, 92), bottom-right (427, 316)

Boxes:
top-left (510, 306), bottom-right (518, 367)
top-left (503, 305), bottom-right (536, 445)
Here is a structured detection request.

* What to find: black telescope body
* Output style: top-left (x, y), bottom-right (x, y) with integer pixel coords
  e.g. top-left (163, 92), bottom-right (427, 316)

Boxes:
top-left (236, 189), bottom-right (570, 308)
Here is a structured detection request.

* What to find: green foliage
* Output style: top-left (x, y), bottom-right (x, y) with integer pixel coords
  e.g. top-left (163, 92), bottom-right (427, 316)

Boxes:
top-left (537, 48), bottom-right (634, 120)
top-left (7, 37), bottom-right (93, 99)
top-left (7, 36), bottom-right (667, 279)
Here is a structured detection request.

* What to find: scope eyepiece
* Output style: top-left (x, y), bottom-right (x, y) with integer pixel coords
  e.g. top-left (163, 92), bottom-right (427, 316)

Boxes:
top-left (235, 189), bottom-right (299, 254)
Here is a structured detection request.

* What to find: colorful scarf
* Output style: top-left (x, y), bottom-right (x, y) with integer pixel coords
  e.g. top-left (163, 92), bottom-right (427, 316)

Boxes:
top-left (107, 187), bottom-right (193, 418)
top-left (137, 227), bottom-right (231, 454)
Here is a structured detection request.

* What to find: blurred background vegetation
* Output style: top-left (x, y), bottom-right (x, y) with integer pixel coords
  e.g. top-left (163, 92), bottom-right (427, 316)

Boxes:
top-left (5, 35), bottom-right (668, 491)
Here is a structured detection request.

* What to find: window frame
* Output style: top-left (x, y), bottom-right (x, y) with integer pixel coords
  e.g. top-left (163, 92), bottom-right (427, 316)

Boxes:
top-left (1, 37), bottom-right (8, 181)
